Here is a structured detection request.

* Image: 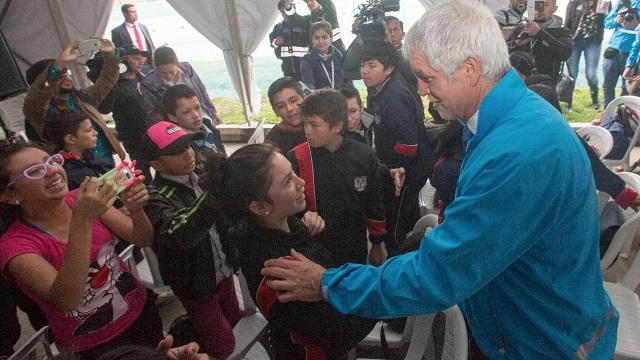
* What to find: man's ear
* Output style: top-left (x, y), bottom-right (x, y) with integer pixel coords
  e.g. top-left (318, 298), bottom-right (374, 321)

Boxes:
top-left (248, 200), bottom-right (269, 217)
top-left (463, 57), bottom-right (482, 86)
top-left (384, 65), bottom-right (395, 76)
top-left (333, 120), bottom-right (344, 134)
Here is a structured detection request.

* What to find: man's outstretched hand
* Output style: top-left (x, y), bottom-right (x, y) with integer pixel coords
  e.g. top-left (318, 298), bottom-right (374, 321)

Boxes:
top-left (262, 249), bottom-right (327, 302)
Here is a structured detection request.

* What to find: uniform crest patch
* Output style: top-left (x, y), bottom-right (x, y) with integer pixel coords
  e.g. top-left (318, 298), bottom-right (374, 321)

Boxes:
top-left (354, 176), bottom-right (367, 192)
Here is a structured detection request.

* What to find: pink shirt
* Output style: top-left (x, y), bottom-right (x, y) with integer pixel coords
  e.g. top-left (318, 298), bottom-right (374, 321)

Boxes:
top-left (0, 191), bottom-right (147, 352)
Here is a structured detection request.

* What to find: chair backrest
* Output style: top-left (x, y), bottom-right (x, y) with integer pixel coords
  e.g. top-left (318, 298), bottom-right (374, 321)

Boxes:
top-left (441, 306), bottom-right (468, 360)
top-left (601, 96), bottom-right (640, 169)
top-left (600, 172), bottom-right (640, 273)
top-left (118, 244), bottom-right (140, 278)
top-left (229, 271), bottom-right (270, 360)
top-left (620, 244), bottom-right (640, 290)
top-left (419, 180), bottom-right (438, 215)
top-left (576, 125), bottom-right (614, 159)
top-left (247, 118), bottom-right (266, 145)
top-left (412, 214), bottom-right (439, 235)
top-left (8, 326), bottom-right (56, 360)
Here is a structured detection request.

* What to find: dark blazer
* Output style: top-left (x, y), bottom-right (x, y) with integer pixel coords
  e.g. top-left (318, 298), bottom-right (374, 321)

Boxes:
top-left (111, 22), bottom-right (156, 53)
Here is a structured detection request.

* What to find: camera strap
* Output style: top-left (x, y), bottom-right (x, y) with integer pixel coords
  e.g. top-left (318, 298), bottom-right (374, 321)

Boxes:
top-left (320, 59), bottom-right (335, 88)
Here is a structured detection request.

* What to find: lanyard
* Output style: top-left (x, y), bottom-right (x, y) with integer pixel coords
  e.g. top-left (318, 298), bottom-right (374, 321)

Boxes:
top-left (320, 58), bottom-right (334, 88)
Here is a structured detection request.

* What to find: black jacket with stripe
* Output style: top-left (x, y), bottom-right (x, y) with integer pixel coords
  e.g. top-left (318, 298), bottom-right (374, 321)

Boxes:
top-left (144, 174), bottom-right (239, 299)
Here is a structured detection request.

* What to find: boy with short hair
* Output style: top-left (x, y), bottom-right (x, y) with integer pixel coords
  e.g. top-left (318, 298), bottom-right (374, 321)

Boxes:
top-left (361, 42), bottom-right (435, 256)
top-left (48, 110), bottom-right (109, 190)
top-left (287, 89), bottom-right (388, 266)
top-left (338, 87), bottom-right (372, 145)
top-left (142, 121), bottom-right (242, 360)
top-left (161, 84), bottom-right (226, 173)
top-left (265, 77), bottom-right (307, 154)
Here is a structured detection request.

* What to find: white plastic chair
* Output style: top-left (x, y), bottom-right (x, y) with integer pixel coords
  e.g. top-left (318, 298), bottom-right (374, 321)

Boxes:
top-left (246, 118), bottom-right (266, 145)
top-left (603, 250), bottom-right (640, 360)
top-left (119, 243), bottom-right (140, 278)
top-left (419, 180), bottom-right (438, 216)
top-left (8, 326), bottom-right (56, 360)
top-left (357, 315), bottom-right (435, 360)
top-left (119, 244), bottom-right (175, 303)
top-left (229, 271), bottom-right (271, 360)
top-left (577, 125), bottom-right (614, 159)
top-left (601, 96), bottom-right (640, 170)
top-left (440, 306), bottom-right (469, 360)
top-left (600, 172), bottom-right (640, 279)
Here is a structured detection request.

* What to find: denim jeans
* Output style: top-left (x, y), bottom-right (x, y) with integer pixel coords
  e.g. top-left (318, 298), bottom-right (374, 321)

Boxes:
top-left (603, 49), bottom-right (629, 107)
top-left (567, 37), bottom-right (602, 102)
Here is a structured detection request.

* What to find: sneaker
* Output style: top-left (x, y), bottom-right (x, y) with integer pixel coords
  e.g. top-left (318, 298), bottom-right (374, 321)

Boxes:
top-left (592, 103), bottom-right (601, 110)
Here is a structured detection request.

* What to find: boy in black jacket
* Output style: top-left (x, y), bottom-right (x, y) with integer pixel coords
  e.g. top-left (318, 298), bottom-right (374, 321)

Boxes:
top-left (287, 89), bottom-right (389, 266)
top-left (161, 84), bottom-right (226, 174)
top-left (142, 121), bottom-right (241, 359)
top-left (48, 110), bottom-right (109, 190)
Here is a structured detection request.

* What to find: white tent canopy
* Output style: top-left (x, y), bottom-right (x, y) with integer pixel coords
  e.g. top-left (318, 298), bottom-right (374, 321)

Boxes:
top-left (0, 0), bottom-right (509, 123)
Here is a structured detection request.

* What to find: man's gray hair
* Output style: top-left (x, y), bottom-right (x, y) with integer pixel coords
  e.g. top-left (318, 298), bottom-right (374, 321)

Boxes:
top-left (404, 0), bottom-right (510, 82)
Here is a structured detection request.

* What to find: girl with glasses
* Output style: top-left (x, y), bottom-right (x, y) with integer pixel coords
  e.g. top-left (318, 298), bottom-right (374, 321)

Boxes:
top-left (0, 140), bottom-right (162, 358)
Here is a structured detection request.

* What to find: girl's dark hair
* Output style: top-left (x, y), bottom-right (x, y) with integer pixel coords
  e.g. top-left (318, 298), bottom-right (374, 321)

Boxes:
top-left (153, 46), bottom-right (179, 67)
top-left (310, 21), bottom-right (333, 39)
top-left (0, 139), bottom-right (43, 233)
top-left (200, 144), bottom-right (277, 225)
top-left (527, 83), bottom-right (562, 111)
top-left (509, 51), bottom-right (536, 78)
top-left (47, 110), bottom-right (91, 150)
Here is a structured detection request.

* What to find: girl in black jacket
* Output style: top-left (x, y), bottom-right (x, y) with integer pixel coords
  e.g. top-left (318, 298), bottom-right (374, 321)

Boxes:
top-left (200, 144), bottom-right (375, 360)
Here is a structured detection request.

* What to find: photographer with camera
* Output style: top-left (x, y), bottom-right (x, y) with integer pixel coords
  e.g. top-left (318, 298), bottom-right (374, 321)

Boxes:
top-left (343, 2), bottom-right (417, 94)
top-left (23, 39), bottom-right (125, 168)
top-left (269, 0), bottom-right (325, 80)
top-left (603, 0), bottom-right (640, 107)
top-left (508, 0), bottom-right (573, 85)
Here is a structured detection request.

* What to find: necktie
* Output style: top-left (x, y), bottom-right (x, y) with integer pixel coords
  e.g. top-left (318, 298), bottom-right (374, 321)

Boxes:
top-left (132, 24), bottom-right (144, 51)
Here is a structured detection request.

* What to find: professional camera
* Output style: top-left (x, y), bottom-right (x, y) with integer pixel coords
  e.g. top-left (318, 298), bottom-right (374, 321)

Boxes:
top-left (618, 0), bottom-right (637, 22)
top-left (354, 0), bottom-right (400, 43)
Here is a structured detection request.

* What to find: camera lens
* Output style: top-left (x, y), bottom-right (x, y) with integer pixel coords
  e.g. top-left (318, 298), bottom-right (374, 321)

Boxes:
top-left (625, 12), bottom-right (636, 21)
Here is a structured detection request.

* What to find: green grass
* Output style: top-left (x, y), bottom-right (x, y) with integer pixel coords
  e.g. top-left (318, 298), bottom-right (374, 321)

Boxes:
top-left (215, 86), bottom-right (604, 125)
top-left (560, 86), bottom-right (604, 123)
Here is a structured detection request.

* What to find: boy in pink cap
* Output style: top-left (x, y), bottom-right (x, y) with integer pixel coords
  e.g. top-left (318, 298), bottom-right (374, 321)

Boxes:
top-left (142, 121), bottom-right (242, 359)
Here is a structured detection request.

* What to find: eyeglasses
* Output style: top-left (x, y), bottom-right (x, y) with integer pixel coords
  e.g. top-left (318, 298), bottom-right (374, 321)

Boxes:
top-left (7, 154), bottom-right (65, 188)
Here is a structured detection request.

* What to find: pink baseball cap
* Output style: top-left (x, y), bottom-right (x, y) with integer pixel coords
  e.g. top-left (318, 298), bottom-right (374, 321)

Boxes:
top-left (142, 121), bottom-right (193, 160)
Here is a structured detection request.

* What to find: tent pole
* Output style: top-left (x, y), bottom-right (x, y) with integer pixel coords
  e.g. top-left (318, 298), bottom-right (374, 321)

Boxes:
top-left (225, 0), bottom-right (253, 126)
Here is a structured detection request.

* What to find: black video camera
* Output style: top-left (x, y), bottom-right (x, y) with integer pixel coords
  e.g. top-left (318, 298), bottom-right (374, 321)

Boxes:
top-left (354, 0), bottom-right (400, 43)
top-left (619, 0), bottom-right (637, 22)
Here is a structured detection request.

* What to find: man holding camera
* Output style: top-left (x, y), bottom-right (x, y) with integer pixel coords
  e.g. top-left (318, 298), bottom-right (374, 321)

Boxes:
top-left (269, 0), bottom-right (324, 80)
top-left (509, 0), bottom-right (573, 84)
top-left (603, 0), bottom-right (640, 107)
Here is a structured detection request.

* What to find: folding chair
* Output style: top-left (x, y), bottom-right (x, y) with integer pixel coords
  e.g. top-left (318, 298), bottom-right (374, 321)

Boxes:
top-left (601, 96), bottom-right (640, 170)
top-left (356, 315), bottom-right (435, 360)
top-left (246, 118), bottom-right (266, 145)
top-left (8, 326), bottom-right (56, 360)
top-left (603, 250), bottom-right (640, 359)
top-left (229, 271), bottom-right (271, 360)
top-left (600, 172), bottom-right (640, 280)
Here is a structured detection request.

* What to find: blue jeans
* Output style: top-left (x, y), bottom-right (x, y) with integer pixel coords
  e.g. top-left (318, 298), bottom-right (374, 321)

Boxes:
top-left (603, 49), bottom-right (629, 107)
top-left (567, 37), bottom-right (602, 102)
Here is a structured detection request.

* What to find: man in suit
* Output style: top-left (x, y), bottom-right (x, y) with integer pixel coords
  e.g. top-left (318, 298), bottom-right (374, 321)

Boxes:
top-left (111, 4), bottom-right (156, 74)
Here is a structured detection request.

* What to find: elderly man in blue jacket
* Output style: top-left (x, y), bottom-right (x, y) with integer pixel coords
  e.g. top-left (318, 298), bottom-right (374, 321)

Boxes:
top-left (262, 1), bottom-right (618, 358)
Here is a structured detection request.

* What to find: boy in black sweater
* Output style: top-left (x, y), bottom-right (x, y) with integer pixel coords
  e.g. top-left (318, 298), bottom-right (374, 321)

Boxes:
top-left (287, 89), bottom-right (389, 265)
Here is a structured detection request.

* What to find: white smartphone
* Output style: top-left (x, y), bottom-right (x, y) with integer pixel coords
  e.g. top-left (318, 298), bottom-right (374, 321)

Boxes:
top-left (77, 39), bottom-right (102, 54)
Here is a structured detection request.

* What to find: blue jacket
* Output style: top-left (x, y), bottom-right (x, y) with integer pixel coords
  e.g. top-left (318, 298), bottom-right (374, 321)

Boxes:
top-left (300, 46), bottom-right (344, 90)
top-left (321, 69), bottom-right (617, 359)
top-left (605, 0), bottom-right (640, 52)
